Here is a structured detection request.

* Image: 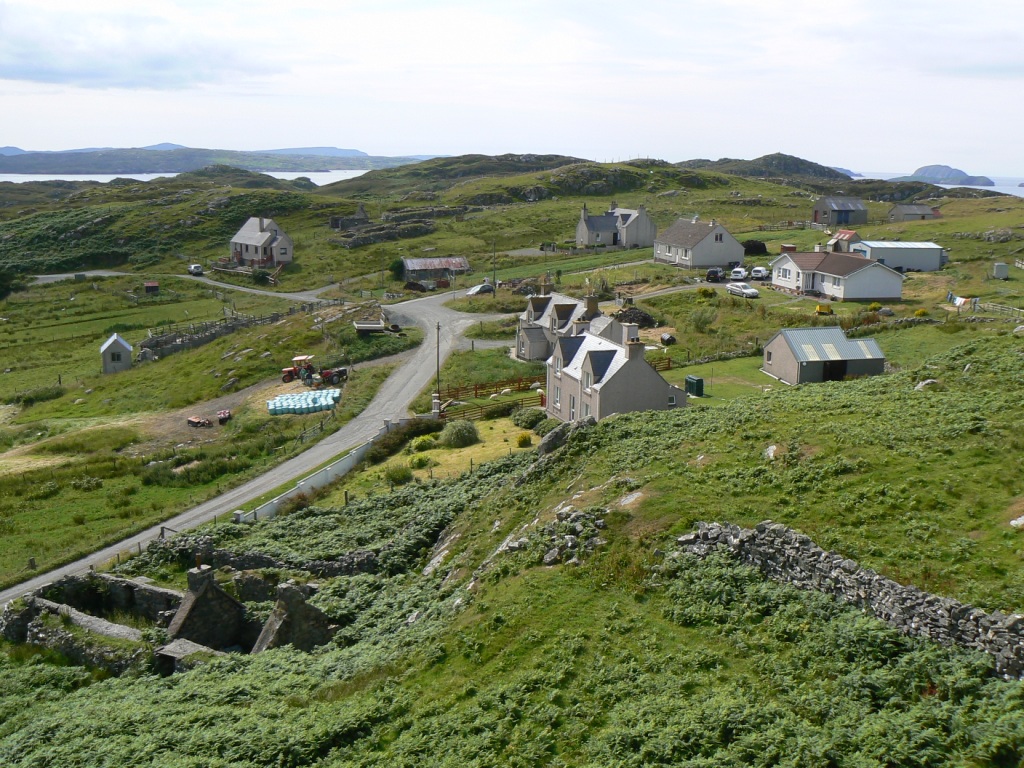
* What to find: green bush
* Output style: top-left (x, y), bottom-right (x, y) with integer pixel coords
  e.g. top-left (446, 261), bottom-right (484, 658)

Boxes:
top-left (696, 287), bottom-right (717, 300)
top-left (516, 432), bottom-right (532, 448)
top-left (483, 401), bottom-right (519, 419)
top-left (511, 407), bottom-right (546, 430)
top-left (868, 302), bottom-right (883, 312)
top-left (409, 454), bottom-right (435, 470)
top-left (410, 435), bottom-right (437, 452)
top-left (915, 308), bottom-right (930, 317)
top-left (365, 419), bottom-right (444, 464)
top-left (383, 462), bottom-right (414, 485)
top-left (4, 385), bottom-right (65, 407)
top-left (438, 419), bottom-right (479, 448)
top-left (533, 418), bottom-right (561, 437)
top-left (690, 306), bottom-right (717, 333)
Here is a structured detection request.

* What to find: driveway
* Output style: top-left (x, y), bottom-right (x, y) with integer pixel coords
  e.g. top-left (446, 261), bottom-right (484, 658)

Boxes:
top-left (0, 289), bottom-right (511, 605)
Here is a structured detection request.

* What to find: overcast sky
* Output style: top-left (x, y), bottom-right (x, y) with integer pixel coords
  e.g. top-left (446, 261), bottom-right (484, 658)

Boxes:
top-left (2, 0), bottom-right (1022, 175)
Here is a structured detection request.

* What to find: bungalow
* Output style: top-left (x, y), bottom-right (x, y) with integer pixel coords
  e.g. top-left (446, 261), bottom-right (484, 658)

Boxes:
top-left (402, 256), bottom-right (470, 283)
top-left (230, 218), bottom-right (293, 268)
top-left (100, 333), bottom-right (133, 374)
top-left (762, 327), bottom-right (885, 385)
top-left (770, 251), bottom-right (904, 301)
top-left (848, 240), bottom-right (946, 272)
top-left (811, 197), bottom-right (868, 226)
top-left (516, 287), bottom-right (601, 361)
top-left (653, 218), bottom-right (744, 269)
top-left (575, 202), bottom-right (656, 248)
top-left (547, 323), bottom-right (684, 422)
top-left (888, 204), bottom-right (941, 222)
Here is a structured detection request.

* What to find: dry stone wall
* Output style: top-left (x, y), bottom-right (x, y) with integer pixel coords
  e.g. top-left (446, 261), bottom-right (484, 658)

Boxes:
top-left (677, 521), bottom-right (1024, 678)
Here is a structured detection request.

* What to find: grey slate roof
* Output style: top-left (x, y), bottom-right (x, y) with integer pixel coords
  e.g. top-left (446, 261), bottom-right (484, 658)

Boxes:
top-left (231, 217), bottom-right (284, 247)
top-left (655, 219), bottom-right (718, 248)
top-left (774, 327), bottom-right (884, 362)
top-left (817, 197), bottom-right (867, 211)
top-left (889, 204), bottom-right (935, 216)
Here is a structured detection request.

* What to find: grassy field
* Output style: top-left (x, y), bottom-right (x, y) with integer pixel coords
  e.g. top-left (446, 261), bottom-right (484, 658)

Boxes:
top-left (409, 347), bottom-right (544, 414)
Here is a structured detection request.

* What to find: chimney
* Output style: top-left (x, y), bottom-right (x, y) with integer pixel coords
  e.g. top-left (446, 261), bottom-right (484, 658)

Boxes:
top-left (691, 214), bottom-right (700, 224)
top-left (626, 339), bottom-right (645, 361)
top-left (709, 219), bottom-right (716, 227)
top-left (585, 294), bottom-right (600, 319)
top-left (258, 217), bottom-right (265, 232)
top-left (621, 322), bottom-right (639, 346)
top-left (540, 280), bottom-right (551, 296)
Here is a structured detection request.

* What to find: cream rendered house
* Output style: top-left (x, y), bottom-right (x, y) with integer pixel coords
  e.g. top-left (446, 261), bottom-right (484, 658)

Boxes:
top-left (770, 251), bottom-right (905, 301)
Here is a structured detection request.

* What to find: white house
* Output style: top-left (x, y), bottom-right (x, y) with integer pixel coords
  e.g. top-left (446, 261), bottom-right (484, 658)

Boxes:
top-left (230, 217), bottom-right (293, 268)
top-left (848, 240), bottom-right (946, 272)
top-left (100, 333), bottom-right (133, 374)
top-left (770, 252), bottom-right (905, 301)
top-left (575, 202), bottom-right (656, 248)
top-left (653, 218), bottom-right (744, 268)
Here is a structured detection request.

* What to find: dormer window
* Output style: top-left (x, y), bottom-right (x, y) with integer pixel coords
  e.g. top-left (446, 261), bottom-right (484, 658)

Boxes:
top-left (583, 371), bottom-right (592, 389)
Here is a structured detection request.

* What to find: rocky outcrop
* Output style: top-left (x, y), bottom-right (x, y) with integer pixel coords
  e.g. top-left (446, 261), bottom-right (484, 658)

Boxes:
top-left (676, 521), bottom-right (1024, 677)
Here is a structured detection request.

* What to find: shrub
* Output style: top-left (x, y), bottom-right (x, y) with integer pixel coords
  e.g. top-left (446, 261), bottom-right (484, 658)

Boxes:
top-left (696, 287), bottom-right (717, 300)
top-left (914, 308), bottom-right (930, 317)
top-left (383, 462), bottom-right (413, 485)
top-left (483, 401), bottom-right (519, 420)
top-left (410, 435), bottom-right (437, 452)
top-left (408, 454), bottom-right (435, 470)
top-left (364, 419), bottom-right (444, 464)
top-left (511, 407), bottom-right (546, 430)
top-left (4, 385), bottom-right (64, 407)
top-left (438, 420), bottom-right (479, 448)
top-left (868, 302), bottom-right (883, 312)
top-left (533, 418), bottom-right (561, 437)
top-left (516, 432), bottom-right (533, 448)
top-left (691, 307), bottom-right (717, 333)
top-left (742, 239), bottom-right (768, 255)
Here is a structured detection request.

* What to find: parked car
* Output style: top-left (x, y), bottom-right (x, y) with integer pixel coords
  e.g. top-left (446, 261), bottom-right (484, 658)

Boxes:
top-left (750, 266), bottom-right (770, 280)
top-left (187, 264), bottom-right (204, 276)
top-left (466, 283), bottom-right (495, 296)
top-left (705, 267), bottom-right (725, 282)
top-left (729, 266), bottom-right (748, 280)
top-left (726, 282), bottom-right (759, 298)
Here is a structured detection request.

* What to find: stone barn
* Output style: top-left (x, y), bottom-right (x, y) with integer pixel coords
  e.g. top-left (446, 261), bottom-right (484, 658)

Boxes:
top-left (100, 333), bottom-right (133, 374)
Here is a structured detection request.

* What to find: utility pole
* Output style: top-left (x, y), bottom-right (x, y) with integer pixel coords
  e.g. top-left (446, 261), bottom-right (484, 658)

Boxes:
top-left (436, 321), bottom-right (441, 396)
top-left (492, 239), bottom-right (497, 298)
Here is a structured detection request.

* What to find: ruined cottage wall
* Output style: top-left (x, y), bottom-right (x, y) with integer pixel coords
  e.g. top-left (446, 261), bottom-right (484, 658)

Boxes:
top-left (677, 521), bottom-right (1024, 678)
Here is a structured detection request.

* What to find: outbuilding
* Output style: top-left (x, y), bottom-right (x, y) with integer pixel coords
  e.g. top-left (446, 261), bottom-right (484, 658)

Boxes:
top-left (100, 333), bottom-right (133, 374)
top-left (848, 240), bottom-right (946, 272)
top-left (762, 327), bottom-right (885, 385)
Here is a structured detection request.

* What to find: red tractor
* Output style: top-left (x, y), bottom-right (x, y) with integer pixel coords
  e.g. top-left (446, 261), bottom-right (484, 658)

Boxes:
top-left (317, 364), bottom-right (348, 386)
top-left (281, 355), bottom-right (316, 383)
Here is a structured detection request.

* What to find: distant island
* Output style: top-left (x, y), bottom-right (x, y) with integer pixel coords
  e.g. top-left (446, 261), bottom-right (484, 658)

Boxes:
top-left (0, 145), bottom-right (430, 173)
top-left (890, 164), bottom-right (994, 186)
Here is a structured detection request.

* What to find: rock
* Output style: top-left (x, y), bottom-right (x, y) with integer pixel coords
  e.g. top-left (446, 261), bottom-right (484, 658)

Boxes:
top-left (915, 379), bottom-right (939, 391)
top-left (543, 548), bottom-right (561, 565)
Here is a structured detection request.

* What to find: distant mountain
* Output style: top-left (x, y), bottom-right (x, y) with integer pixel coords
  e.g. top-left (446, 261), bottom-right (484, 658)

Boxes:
top-left (830, 167), bottom-right (861, 177)
top-left (259, 147), bottom-right (369, 158)
top-left (0, 146), bottom-right (26, 156)
top-left (890, 164), bottom-right (994, 186)
top-left (141, 143), bottom-right (188, 151)
top-left (677, 153), bottom-right (851, 181)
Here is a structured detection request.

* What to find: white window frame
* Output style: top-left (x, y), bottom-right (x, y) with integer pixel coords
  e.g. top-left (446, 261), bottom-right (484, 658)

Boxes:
top-left (553, 386), bottom-right (561, 407)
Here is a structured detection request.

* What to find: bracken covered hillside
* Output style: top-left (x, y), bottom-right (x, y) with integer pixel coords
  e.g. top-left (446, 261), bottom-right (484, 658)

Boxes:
top-left (2, 334), bottom-right (1024, 766)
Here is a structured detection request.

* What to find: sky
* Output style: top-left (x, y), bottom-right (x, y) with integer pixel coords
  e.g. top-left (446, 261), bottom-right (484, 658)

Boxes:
top-left (2, 0), bottom-right (1023, 175)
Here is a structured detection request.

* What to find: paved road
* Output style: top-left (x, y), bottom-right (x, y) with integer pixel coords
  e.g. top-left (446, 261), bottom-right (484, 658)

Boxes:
top-left (0, 289), bottom-right (511, 606)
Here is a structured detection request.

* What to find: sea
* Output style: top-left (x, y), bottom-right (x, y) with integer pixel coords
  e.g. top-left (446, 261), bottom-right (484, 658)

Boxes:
top-left (859, 172), bottom-right (1024, 199)
top-left (0, 169), bottom-right (368, 186)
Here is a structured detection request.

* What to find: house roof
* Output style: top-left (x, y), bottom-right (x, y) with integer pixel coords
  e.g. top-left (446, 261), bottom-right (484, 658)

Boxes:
top-left (559, 334), bottom-right (631, 389)
top-left (522, 291), bottom-right (594, 331)
top-left (402, 256), bottom-right (470, 271)
top-left (231, 217), bottom-right (285, 247)
top-left (655, 218), bottom-right (720, 248)
top-left (815, 197), bottom-right (867, 211)
top-left (852, 240), bottom-right (943, 249)
top-left (773, 327), bottom-right (885, 363)
top-left (831, 229), bottom-right (859, 241)
top-left (769, 251), bottom-right (904, 279)
top-left (100, 333), bottom-right (132, 353)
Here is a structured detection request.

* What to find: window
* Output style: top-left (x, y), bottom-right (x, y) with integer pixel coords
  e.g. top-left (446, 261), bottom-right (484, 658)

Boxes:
top-left (766, 350), bottom-right (773, 364)
top-left (280, 248), bottom-right (288, 255)
top-left (583, 403), bottom-right (591, 418)
top-left (714, 233), bottom-right (723, 242)
top-left (583, 371), bottom-right (592, 389)
top-left (555, 357), bottom-right (561, 375)
top-left (519, 339), bottom-right (525, 355)
top-left (553, 386), bottom-right (561, 407)
top-left (110, 352), bottom-right (122, 362)
top-left (668, 395), bottom-right (676, 406)
top-left (780, 268), bottom-right (791, 279)
top-left (832, 276), bottom-right (842, 287)
top-left (569, 395), bottom-right (576, 420)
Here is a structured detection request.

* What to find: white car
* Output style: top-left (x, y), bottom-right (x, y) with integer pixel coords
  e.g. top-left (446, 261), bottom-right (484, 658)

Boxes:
top-left (726, 282), bottom-right (759, 298)
top-left (187, 264), bottom-right (204, 276)
top-left (750, 266), bottom-right (770, 280)
top-left (729, 267), bottom-right (748, 280)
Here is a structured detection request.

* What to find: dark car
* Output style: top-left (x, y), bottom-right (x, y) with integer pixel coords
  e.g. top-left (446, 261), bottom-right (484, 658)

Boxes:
top-left (706, 267), bottom-right (725, 282)
top-left (466, 283), bottom-right (495, 296)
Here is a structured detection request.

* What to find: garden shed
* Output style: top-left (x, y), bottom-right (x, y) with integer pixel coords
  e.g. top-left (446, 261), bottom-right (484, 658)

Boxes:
top-left (100, 333), bottom-right (133, 374)
top-left (762, 327), bottom-right (884, 385)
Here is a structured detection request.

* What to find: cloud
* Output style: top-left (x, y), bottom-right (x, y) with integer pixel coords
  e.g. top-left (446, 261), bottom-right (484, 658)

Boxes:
top-left (0, 2), bottom-right (279, 88)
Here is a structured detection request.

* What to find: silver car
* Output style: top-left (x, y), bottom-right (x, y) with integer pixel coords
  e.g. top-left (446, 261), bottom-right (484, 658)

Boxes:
top-left (726, 282), bottom-right (759, 298)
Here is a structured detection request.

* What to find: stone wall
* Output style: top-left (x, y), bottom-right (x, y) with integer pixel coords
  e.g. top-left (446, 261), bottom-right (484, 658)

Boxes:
top-left (39, 573), bottom-right (181, 624)
top-left (677, 521), bottom-right (1024, 678)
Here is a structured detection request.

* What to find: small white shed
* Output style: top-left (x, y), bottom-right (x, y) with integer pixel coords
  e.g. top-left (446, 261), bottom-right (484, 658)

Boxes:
top-left (100, 333), bottom-right (133, 374)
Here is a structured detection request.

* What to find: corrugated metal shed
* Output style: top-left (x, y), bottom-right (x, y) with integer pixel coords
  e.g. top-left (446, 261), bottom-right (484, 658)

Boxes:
top-left (778, 327), bottom-right (883, 362)
top-left (818, 197), bottom-right (867, 211)
top-left (402, 257), bottom-right (470, 271)
top-left (854, 240), bottom-right (942, 249)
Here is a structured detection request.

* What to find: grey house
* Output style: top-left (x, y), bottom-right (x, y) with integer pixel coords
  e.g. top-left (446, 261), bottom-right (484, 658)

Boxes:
top-left (575, 202), bottom-right (656, 248)
top-left (230, 217), bottom-right (293, 268)
top-left (100, 333), bottom-right (133, 374)
top-left (762, 327), bottom-right (885, 385)
top-left (516, 288), bottom-right (601, 361)
top-left (546, 323), bottom-right (684, 422)
top-left (811, 197), bottom-right (868, 226)
top-left (888, 204), bottom-right (940, 222)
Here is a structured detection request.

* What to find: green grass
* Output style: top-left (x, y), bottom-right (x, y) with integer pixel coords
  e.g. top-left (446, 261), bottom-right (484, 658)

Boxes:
top-left (409, 347), bottom-right (545, 413)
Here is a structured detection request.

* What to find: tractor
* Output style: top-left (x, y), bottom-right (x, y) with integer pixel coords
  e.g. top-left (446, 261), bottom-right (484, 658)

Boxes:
top-left (281, 355), bottom-right (316, 383)
top-left (316, 363), bottom-right (348, 386)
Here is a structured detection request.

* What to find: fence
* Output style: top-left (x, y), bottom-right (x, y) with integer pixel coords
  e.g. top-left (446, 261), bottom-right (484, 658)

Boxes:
top-left (295, 411), bottom-right (336, 443)
top-left (438, 375), bottom-right (544, 401)
top-left (1015, 258), bottom-right (1024, 271)
top-left (139, 312), bottom-right (282, 357)
top-left (441, 393), bottom-right (544, 422)
top-left (978, 302), bottom-right (1023, 318)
